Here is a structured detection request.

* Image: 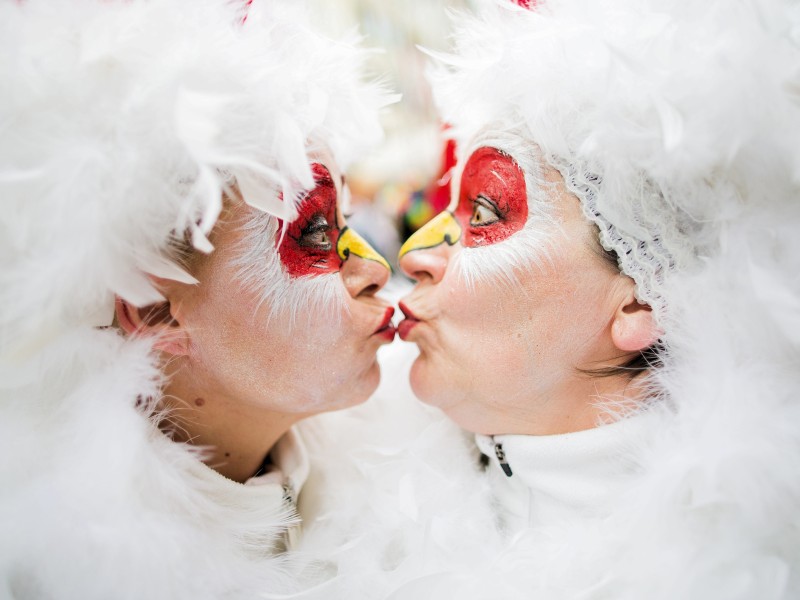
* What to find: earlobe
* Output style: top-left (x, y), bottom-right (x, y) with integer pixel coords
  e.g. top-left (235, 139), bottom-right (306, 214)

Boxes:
top-left (114, 296), bottom-right (190, 356)
top-left (610, 293), bottom-right (660, 353)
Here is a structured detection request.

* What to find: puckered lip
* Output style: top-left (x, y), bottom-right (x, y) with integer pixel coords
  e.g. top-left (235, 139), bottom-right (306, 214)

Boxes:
top-left (397, 301), bottom-right (420, 341)
top-left (372, 306), bottom-right (396, 340)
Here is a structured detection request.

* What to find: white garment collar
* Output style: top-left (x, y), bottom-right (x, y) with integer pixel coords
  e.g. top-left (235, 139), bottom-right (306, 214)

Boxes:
top-left (249, 427), bottom-right (310, 493)
top-left (187, 427), bottom-right (310, 513)
top-left (476, 412), bottom-right (658, 529)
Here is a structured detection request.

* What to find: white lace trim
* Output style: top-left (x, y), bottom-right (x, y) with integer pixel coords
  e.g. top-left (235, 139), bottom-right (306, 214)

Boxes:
top-left (552, 158), bottom-right (697, 324)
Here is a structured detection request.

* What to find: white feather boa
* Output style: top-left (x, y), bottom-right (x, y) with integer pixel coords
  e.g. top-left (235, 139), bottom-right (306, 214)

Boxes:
top-left (291, 1), bottom-right (800, 598)
top-left (1, 332), bottom-right (298, 599)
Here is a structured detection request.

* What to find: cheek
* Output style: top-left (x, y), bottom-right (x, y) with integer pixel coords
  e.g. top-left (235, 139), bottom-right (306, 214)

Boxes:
top-left (427, 266), bottom-right (564, 376)
top-left (435, 275), bottom-right (531, 368)
top-left (279, 307), bottom-right (367, 371)
top-left (186, 264), bottom-right (261, 350)
top-left (410, 321), bottom-right (531, 412)
top-left (188, 300), bottom-right (260, 383)
top-left (283, 316), bottom-right (381, 407)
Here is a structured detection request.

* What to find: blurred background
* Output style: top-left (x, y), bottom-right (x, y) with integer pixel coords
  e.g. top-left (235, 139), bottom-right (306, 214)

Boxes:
top-left (306, 0), bottom-right (475, 274)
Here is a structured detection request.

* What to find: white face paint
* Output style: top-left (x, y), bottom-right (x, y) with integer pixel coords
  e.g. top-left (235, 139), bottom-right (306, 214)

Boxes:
top-left (232, 201), bottom-right (351, 330)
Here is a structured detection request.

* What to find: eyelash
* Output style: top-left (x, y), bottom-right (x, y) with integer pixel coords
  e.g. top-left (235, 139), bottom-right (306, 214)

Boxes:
top-left (298, 214), bottom-right (333, 251)
top-left (470, 195), bottom-right (502, 226)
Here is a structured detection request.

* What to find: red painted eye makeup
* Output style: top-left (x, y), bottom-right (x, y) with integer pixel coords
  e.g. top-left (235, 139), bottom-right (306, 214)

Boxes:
top-left (453, 146), bottom-right (528, 247)
top-left (277, 163), bottom-right (341, 277)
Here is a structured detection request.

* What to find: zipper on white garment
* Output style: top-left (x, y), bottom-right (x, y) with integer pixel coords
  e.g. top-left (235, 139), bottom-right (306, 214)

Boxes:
top-left (282, 479), bottom-right (296, 507)
top-left (282, 479), bottom-right (300, 550)
top-left (494, 441), bottom-right (513, 477)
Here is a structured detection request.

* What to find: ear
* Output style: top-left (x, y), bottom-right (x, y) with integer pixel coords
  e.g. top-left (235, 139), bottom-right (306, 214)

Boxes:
top-left (610, 288), bottom-right (660, 353)
top-left (115, 295), bottom-right (189, 356)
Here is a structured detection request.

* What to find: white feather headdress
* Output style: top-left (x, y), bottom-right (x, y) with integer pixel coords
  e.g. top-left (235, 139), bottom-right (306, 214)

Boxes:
top-left (0, 0), bottom-right (388, 348)
top-left (430, 0), bottom-right (800, 325)
top-left (0, 0), bottom-right (388, 597)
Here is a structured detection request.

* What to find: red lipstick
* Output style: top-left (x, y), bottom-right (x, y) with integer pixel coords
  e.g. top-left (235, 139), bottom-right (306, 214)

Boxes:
top-left (372, 306), bottom-right (396, 341)
top-left (397, 301), bottom-right (420, 341)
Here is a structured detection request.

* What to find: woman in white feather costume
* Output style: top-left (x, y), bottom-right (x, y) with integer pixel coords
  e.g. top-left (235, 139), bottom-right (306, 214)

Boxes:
top-left (0, 1), bottom-right (395, 598)
top-left (293, 0), bottom-right (800, 598)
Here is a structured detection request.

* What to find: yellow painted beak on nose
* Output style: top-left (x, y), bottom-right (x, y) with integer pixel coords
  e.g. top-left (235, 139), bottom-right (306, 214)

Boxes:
top-left (337, 226), bottom-right (391, 272)
top-left (398, 211), bottom-right (462, 259)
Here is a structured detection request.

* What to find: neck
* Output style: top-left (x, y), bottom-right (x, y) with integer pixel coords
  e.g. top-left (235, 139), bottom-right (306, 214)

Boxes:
top-left (160, 361), bottom-right (301, 484)
top-left (465, 372), bottom-right (649, 436)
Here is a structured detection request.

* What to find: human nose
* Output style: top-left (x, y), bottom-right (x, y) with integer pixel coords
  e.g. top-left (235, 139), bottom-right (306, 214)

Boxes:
top-left (337, 226), bottom-right (391, 297)
top-left (398, 210), bottom-right (461, 284)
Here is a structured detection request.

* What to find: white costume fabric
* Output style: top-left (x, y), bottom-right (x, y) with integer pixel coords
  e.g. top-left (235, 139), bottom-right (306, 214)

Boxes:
top-left (292, 1), bottom-right (800, 599)
top-left (0, 1), bottom-right (386, 598)
top-left (187, 428), bottom-right (310, 552)
top-left (475, 412), bottom-right (661, 532)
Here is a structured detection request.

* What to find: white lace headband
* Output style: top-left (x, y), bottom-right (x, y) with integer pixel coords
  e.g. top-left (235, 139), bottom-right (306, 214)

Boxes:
top-left (553, 158), bottom-right (698, 324)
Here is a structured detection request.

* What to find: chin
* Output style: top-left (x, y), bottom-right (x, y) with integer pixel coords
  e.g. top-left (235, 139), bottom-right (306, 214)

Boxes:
top-left (330, 359), bottom-right (381, 412)
top-left (358, 359), bottom-right (382, 402)
top-left (409, 354), bottom-right (445, 409)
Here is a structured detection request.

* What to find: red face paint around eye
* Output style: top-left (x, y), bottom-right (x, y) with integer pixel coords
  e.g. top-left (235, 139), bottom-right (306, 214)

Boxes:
top-left (277, 163), bottom-right (341, 277)
top-left (453, 146), bottom-right (528, 247)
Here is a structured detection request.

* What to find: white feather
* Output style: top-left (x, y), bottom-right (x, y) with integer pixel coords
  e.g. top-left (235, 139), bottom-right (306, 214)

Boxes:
top-left (288, 1), bottom-right (800, 599)
top-left (0, 0), bottom-right (391, 596)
